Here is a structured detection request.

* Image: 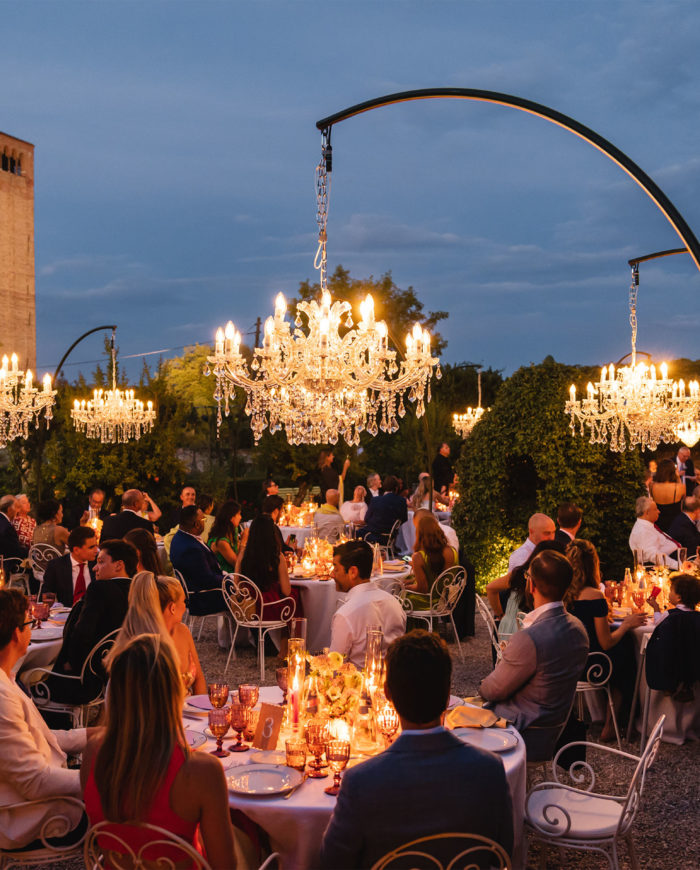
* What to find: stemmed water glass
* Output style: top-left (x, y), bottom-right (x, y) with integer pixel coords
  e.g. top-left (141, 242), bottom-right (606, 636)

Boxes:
top-left (31, 601), bottom-right (49, 629)
top-left (376, 702), bottom-right (400, 746)
top-left (238, 683), bottom-right (259, 711)
top-left (208, 708), bottom-right (230, 758)
top-left (276, 667), bottom-right (289, 704)
top-left (41, 592), bottom-right (56, 610)
top-left (323, 740), bottom-right (351, 795)
top-left (305, 719), bottom-right (330, 778)
top-left (208, 683), bottom-right (230, 709)
top-left (227, 702), bottom-right (249, 752)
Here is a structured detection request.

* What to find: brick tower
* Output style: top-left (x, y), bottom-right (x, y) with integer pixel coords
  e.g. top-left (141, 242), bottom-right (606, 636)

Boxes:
top-left (0, 131), bottom-right (36, 371)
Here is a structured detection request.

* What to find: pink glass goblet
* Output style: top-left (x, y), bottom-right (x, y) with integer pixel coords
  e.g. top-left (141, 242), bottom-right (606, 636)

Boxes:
top-left (207, 683), bottom-right (229, 709)
top-left (208, 708), bottom-right (230, 758)
top-left (238, 683), bottom-right (259, 711)
top-left (324, 740), bottom-right (351, 795)
top-left (227, 702), bottom-right (250, 752)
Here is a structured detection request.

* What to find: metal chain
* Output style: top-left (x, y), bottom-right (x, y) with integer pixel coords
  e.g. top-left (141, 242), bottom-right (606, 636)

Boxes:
top-left (629, 265), bottom-right (639, 363)
top-left (314, 130), bottom-right (331, 290)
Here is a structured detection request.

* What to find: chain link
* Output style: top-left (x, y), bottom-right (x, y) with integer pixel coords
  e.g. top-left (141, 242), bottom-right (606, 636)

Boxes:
top-left (314, 131), bottom-right (331, 289)
top-left (629, 266), bottom-right (638, 362)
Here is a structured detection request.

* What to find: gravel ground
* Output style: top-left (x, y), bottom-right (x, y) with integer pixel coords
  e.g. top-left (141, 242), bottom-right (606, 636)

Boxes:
top-left (26, 612), bottom-right (700, 869)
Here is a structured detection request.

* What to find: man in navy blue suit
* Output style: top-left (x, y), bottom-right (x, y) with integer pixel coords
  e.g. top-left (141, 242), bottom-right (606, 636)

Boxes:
top-left (0, 495), bottom-right (28, 561)
top-left (169, 505), bottom-right (225, 615)
top-left (359, 475), bottom-right (408, 544)
top-left (320, 631), bottom-right (513, 869)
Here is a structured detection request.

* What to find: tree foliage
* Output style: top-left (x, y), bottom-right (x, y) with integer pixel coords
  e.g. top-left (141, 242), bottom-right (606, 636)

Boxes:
top-left (452, 357), bottom-right (646, 591)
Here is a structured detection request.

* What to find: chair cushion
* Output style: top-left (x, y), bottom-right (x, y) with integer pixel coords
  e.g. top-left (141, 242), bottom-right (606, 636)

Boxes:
top-left (527, 786), bottom-right (623, 839)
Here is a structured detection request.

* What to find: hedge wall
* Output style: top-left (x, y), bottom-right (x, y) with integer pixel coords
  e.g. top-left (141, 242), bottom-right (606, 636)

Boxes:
top-left (452, 357), bottom-right (646, 591)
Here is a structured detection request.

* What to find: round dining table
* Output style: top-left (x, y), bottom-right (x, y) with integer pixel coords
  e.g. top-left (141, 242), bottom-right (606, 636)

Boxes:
top-left (280, 526), bottom-right (316, 550)
top-left (183, 686), bottom-right (526, 870)
top-left (13, 607), bottom-right (68, 681)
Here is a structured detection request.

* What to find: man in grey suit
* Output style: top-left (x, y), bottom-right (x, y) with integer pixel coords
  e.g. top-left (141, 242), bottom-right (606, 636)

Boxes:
top-left (320, 631), bottom-right (513, 869)
top-left (480, 550), bottom-right (588, 755)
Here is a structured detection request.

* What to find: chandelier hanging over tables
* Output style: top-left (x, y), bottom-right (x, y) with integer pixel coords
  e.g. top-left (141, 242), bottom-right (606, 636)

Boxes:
top-left (0, 354), bottom-right (56, 448)
top-left (565, 266), bottom-right (700, 451)
top-left (71, 329), bottom-right (155, 444)
top-left (207, 131), bottom-right (441, 445)
top-left (453, 368), bottom-right (488, 438)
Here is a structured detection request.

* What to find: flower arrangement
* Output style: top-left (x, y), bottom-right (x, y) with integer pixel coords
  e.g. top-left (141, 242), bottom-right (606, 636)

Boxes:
top-left (306, 651), bottom-right (363, 720)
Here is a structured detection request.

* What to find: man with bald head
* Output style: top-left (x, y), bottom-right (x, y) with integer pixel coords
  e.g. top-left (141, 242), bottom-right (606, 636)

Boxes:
top-left (100, 489), bottom-right (154, 540)
top-left (508, 513), bottom-right (555, 572)
top-left (314, 489), bottom-right (345, 542)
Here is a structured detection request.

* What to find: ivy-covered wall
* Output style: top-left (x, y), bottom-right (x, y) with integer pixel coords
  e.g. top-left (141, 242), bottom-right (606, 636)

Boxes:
top-left (452, 358), bottom-right (646, 591)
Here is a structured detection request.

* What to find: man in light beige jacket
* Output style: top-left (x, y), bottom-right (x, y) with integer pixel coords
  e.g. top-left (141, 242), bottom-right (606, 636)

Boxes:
top-left (0, 589), bottom-right (87, 849)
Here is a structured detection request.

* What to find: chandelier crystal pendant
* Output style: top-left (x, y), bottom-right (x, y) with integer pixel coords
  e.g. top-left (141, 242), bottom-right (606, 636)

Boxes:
top-left (207, 132), bottom-right (441, 446)
top-left (453, 368), bottom-right (488, 438)
top-left (0, 353), bottom-right (56, 448)
top-left (71, 329), bottom-right (155, 444)
top-left (565, 267), bottom-right (700, 451)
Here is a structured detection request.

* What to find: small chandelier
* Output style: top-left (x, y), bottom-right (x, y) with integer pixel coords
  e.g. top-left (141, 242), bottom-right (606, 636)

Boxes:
top-left (0, 353), bottom-right (56, 448)
top-left (566, 267), bottom-right (700, 451)
top-left (207, 131), bottom-right (440, 446)
top-left (453, 368), bottom-right (488, 438)
top-left (71, 329), bottom-right (155, 444)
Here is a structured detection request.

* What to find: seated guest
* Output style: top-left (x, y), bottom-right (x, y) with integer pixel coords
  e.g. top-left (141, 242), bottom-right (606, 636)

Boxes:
top-left (405, 514), bottom-right (458, 602)
top-left (340, 486), bottom-right (368, 525)
top-left (410, 473), bottom-right (450, 512)
top-left (508, 512), bottom-right (555, 572)
top-left (667, 496), bottom-right (700, 557)
top-left (43, 539), bottom-right (138, 704)
top-left (41, 526), bottom-right (98, 607)
top-left (107, 572), bottom-right (206, 696)
top-left (364, 472), bottom-right (382, 506)
top-left (208, 500), bottom-right (245, 572)
top-left (329, 540), bottom-right (406, 667)
top-left (480, 550), bottom-right (589, 744)
top-left (100, 490), bottom-right (155, 541)
top-left (565, 539), bottom-right (646, 738)
top-left (555, 502), bottom-right (582, 545)
top-left (646, 573), bottom-right (700, 701)
top-left (314, 489), bottom-right (345, 542)
top-left (33, 498), bottom-right (70, 554)
top-left (237, 515), bottom-right (300, 620)
top-left (124, 527), bottom-right (162, 576)
top-left (360, 475), bottom-right (408, 544)
top-left (412, 507), bottom-right (458, 550)
top-left (197, 493), bottom-right (215, 543)
top-left (81, 634), bottom-right (234, 869)
top-left (261, 494), bottom-right (294, 555)
top-left (170, 507), bottom-right (225, 615)
top-left (0, 589), bottom-right (88, 851)
top-left (494, 541), bottom-right (564, 636)
top-left (11, 493), bottom-right (36, 550)
top-left (629, 496), bottom-right (679, 567)
top-left (0, 495), bottom-right (29, 560)
top-left (320, 630), bottom-right (513, 868)
top-left (78, 487), bottom-right (109, 527)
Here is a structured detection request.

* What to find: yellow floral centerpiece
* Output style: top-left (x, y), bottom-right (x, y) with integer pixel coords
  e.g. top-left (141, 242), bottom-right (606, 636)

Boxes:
top-left (306, 651), bottom-right (363, 722)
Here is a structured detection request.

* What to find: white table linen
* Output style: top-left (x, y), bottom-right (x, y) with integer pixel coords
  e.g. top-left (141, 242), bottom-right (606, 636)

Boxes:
top-left (281, 527), bottom-right (315, 550)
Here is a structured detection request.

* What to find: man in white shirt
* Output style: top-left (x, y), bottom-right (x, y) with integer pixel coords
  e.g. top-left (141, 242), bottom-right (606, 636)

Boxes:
top-left (629, 496), bottom-right (679, 567)
top-left (412, 508), bottom-right (458, 550)
top-left (0, 589), bottom-right (88, 849)
top-left (329, 540), bottom-right (406, 667)
top-left (507, 512), bottom-right (555, 571)
top-left (41, 526), bottom-right (98, 607)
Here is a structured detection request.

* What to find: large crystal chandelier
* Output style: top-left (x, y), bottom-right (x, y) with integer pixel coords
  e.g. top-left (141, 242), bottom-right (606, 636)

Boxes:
top-left (453, 368), bottom-right (488, 437)
top-left (206, 133), bottom-right (440, 446)
top-left (71, 330), bottom-right (155, 444)
top-left (565, 267), bottom-right (700, 451)
top-left (0, 353), bottom-right (56, 447)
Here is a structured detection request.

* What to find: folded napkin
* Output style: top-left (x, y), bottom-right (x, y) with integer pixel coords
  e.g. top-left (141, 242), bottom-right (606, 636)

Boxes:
top-left (445, 705), bottom-right (508, 729)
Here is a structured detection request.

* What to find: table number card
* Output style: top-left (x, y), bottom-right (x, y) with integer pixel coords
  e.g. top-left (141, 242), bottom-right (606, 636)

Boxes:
top-left (253, 702), bottom-right (284, 750)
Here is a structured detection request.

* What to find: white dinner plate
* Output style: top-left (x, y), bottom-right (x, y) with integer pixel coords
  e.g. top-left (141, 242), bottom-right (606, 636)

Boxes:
top-left (184, 729), bottom-right (207, 750)
top-left (186, 693), bottom-right (233, 712)
top-left (227, 765), bottom-right (303, 797)
top-left (249, 750), bottom-right (286, 766)
top-left (30, 625), bottom-right (64, 641)
top-left (452, 728), bottom-right (518, 753)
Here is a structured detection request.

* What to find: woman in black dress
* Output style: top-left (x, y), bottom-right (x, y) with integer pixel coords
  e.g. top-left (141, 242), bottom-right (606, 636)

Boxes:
top-left (565, 539), bottom-right (647, 739)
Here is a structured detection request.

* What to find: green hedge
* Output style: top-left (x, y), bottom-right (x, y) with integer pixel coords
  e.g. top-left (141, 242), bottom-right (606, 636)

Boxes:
top-left (452, 358), bottom-right (645, 591)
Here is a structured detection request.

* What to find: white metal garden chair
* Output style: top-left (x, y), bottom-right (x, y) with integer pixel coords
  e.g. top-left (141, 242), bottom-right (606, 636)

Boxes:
top-left (0, 796), bottom-right (85, 869)
top-left (84, 821), bottom-right (212, 870)
top-left (27, 543), bottom-right (61, 584)
top-left (400, 566), bottom-right (466, 659)
top-left (371, 832), bottom-right (511, 870)
top-left (575, 651), bottom-right (622, 749)
top-left (475, 593), bottom-right (507, 663)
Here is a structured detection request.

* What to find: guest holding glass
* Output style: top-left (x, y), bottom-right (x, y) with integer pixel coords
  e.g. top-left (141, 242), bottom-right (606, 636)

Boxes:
top-left (32, 498), bottom-right (70, 554)
top-left (81, 634), bottom-right (235, 869)
top-left (208, 500), bottom-right (246, 572)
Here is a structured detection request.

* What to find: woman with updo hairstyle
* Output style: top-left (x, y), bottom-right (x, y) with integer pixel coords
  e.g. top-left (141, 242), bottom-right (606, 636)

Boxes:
top-left (81, 634), bottom-right (234, 868)
top-left (32, 498), bottom-right (70, 553)
top-left (649, 457), bottom-right (685, 532)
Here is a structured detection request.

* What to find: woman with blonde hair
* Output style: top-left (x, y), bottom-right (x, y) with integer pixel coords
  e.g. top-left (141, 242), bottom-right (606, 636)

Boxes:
top-left (410, 474), bottom-right (450, 512)
top-left (81, 634), bottom-right (235, 868)
top-left (107, 572), bottom-right (206, 695)
top-left (405, 513), bottom-right (458, 600)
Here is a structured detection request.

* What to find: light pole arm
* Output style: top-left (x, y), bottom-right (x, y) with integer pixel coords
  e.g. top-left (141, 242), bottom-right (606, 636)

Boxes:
top-left (53, 325), bottom-right (117, 383)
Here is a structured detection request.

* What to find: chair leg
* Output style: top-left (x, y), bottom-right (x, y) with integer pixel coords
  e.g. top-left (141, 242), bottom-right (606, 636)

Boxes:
top-left (627, 656), bottom-right (644, 741)
top-left (626, 833), bottom-right (640, 870)
top-left (640, 684), bottom-right (652, 751)
top-left (258, 628), bottom-right (265, 682)
top-left (606, 685), bottom-right (622, 750)
top-left (449, 614), bottom-right (464, 661)
top-left (197, 616), bottom-right (205, 641)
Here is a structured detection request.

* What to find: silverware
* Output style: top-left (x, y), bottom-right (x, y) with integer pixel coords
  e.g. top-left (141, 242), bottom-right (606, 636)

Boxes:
top-left (283, 775), bottom-right (307, 800)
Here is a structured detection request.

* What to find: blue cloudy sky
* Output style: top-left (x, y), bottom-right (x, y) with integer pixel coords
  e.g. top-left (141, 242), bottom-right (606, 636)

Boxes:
top-left (2, 0), bottom-right (700, 381)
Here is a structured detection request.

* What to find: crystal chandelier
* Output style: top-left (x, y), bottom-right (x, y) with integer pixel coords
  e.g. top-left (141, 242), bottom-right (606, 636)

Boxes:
top-left (71, 330), bottom-right (155, 444)
top-left (453, 368), bottom-right (488, 437)
top-left (565, 267), bottom-right (700, 451)
top-left (206, 133), bottom-right (440, 446)
top-left (0, 353), bottom-right (56, 448)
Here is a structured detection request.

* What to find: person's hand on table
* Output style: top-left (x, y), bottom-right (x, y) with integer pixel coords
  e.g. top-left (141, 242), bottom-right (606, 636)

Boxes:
top-left (622, 611), bottom-right (649, 630)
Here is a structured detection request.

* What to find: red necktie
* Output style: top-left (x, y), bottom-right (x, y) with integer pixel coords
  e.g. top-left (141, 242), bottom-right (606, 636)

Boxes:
top-left (73, 562), bottom-right (87, 605)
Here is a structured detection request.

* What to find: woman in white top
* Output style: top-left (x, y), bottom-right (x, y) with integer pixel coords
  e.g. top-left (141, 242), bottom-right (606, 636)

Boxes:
top-left (340, 486), bottom-right (368, 525)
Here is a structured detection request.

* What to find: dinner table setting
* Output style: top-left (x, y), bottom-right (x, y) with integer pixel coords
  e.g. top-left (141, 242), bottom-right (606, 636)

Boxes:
top-left (12, 595), bottom-right (68, 680)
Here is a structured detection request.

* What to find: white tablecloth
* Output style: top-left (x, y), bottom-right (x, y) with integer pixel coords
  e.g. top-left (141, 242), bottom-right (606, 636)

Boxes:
top-left (12, 610), bottom-right (67, 680)
top-left (281, 527), bottom-right (315, 550)
top-left (184, 686), bottom-right (526, 870)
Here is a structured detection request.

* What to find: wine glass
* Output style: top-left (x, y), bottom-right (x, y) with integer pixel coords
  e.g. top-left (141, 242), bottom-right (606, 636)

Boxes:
top-left (208, 708), bottom-right (230, 758)
top-left (376, 702), bottom-right (400, 746)
top-left (276, 667), bottom-right (289, 704)
top-left (41, 592), bottom-right (56, 610)
top-left (31, 601), bottom-right (49, 629)
top-left (604, 582), bottom-right (616, 605)
top-left (207, 683), bottom-right (229, 709)
top-left (632, 589), bottom-right (646, 610)
top-left (285, 738), bottom-right (307, 773)
top-left (323, 740), bottom-right (351, 795)
top-left (305, 719), bottom-right (330, 778)
top-left (238, 683), bottom-right (259, 711)
top-left (227, 702), bottom-right (249, 752)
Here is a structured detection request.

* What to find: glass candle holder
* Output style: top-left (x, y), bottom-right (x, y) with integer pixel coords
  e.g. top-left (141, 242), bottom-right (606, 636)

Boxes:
top-left (287, 637), bottom-right (306, 734)
top-left (285, 738), bottom-right (307, 773)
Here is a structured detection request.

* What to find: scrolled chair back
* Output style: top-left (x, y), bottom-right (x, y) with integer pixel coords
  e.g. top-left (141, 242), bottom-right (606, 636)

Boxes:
top-left (84, 820), bottom-right (213, 870)
top-left (580, 651), bottom-right (613, 688)
top-left (430, 565), bottom-right (466, 614)
top-left (28, 542), bottom-right (62, 576)
top-left (370, 832), bottom-right (511, 870)
top-left (222, 573), bottom-right (262, 624)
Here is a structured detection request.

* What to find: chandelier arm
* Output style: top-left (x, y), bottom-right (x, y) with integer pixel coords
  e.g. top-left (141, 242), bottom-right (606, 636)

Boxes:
top-left (315, 88), bottom-right (700, 274)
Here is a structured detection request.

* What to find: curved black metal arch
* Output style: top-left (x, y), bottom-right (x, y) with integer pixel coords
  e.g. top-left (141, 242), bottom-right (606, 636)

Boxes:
top-left (316, 88), bottom-right (700, 274)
